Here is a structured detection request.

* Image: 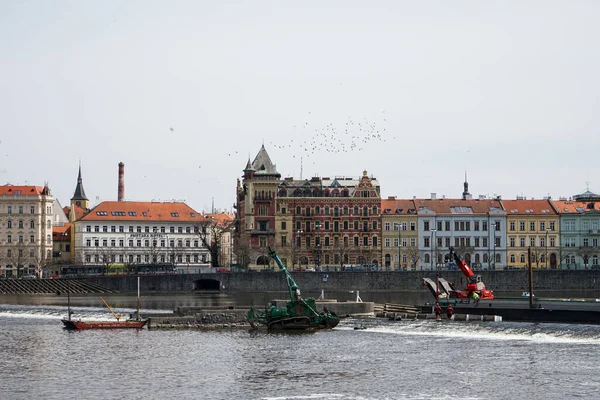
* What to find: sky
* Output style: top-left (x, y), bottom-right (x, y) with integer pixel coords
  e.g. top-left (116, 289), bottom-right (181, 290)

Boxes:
top-left (1, 1), bottom-right (599, 213)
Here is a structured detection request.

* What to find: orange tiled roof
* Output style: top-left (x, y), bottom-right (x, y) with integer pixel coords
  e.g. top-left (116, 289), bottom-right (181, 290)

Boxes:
top-left (0, 184), bottom-right (45, 196)
top-left (63, 204), bottom-right (88, 220)
top-left (204, 213), bottom-right (235, 227)
top-left (80, 201), bottom-right (209, 223)
top-left (380, 198), bottom-right (417, 215)
top-left (551, 200), bottom-right (600, 214)
top-left (413, 198), bottom-right (503, 214)
top-left (501, 199), bottom-right (557, 215)
top-left (52, 223), bottom-right (71, 240)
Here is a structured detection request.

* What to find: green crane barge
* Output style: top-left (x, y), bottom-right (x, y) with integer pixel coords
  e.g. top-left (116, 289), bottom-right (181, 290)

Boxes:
top-left (247, 247), bottom-right (340, 331)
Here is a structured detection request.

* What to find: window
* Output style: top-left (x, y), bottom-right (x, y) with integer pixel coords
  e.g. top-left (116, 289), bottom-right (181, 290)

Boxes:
top-left (86, 225), bottom-right (91, 232)
top-left (18, 220), bottom-right (23, 228)
top-left (510, 237), bottom-right (515, 247)
top-left (549, 221), bottom-right (556, 231)
top-left (385, 222), bottom-right (390, 231)
top-left (103, 226), bottom-right (108, 232)
top-left (530, 237), bottom-right (535, 247)
top-left (129, 239), bottom-right (134, 247)
top-left (385, 238), bottom-right (391, 248)
top-left (18, 206), bottom-right (23, 214)
top-left (424, 221), bottom-right (430, 231)
top-left (424, 237), bottom-right (430, 247)
top-left (137, 226), bottom-right (142, 233)
top-left (520, 238), bottom-right (525, 247)
top-left (111, 239), bottom-right (116, 247)
top-left (94, 226), bottom-right (100, 232)
top-left (94, 239), bottom-right (99, 247)
top-left (437, 221), bottom-right (443, 231)
top-left (137, 240), bottom-right (142, 247)
top-left (111, 226), bottom-right (116, 232)
top-left (30, 235), bottom-right (34, 243)
top-left (410, 222), bottom-right (416, 231)
top-left (519, 221), bottom-right (525, 231)
top-left (7, 220), bottom-right (11, 228)
top-left (86, 239), bottom-right (91, 247)
top-left (7, 206), bottom-right (12, 214)
top-left (119, 239), bottom-right (124, 247)
top-left (194, 240), bottom-right (199, 247)
top-left (540, 221), bottom-right (546, 231)
top-left (530, 221), bottom-right (536, 231)
top-left (520, 254), bottom-right (526, 263)
top-left (30, 206), bottom-right (35, 214)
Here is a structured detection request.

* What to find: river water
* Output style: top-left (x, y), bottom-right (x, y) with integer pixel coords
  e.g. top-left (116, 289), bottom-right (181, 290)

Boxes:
top-left (1, 292), bottom-right (600, 400)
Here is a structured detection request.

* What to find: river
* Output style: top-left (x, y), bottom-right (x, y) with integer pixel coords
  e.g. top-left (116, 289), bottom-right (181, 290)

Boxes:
top-left (1, 292), bottom-right (599, 400)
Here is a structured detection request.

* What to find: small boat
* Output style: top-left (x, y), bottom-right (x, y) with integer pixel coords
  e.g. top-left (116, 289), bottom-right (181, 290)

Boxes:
top-left (248, 247), bottom-right (340, 331)
top-left (62, 277), bottom-right (148, 330)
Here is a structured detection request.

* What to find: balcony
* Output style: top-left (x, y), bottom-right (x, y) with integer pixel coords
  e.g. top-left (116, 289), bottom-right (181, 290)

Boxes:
top-left (589, 229), bottom-right (599, 235)
top-left (250, 229), bottom-right (275, 235)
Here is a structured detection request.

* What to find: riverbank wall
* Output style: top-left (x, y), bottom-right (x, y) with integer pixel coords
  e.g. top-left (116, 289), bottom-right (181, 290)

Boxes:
top-left (85, 270), bottom-right (600, 296)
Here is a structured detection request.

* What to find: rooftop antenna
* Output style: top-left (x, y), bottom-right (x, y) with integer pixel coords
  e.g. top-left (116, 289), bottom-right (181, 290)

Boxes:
top-left (300, 157), bottom-right (303, 180)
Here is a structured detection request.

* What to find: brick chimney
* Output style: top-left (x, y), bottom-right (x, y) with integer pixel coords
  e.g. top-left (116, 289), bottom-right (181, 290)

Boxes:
top-left (118, 162), bottom-right (125, 201)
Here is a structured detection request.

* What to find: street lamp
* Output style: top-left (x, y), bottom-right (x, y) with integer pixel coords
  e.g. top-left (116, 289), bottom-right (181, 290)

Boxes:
top-left (430, 229), bottom-right (437, 270)
top-left (297, 229), bottom-right (303, 269)
top-left (545, 227), bottom-right (551, 269)
top-left (491, 222), bottom-right (496, 270)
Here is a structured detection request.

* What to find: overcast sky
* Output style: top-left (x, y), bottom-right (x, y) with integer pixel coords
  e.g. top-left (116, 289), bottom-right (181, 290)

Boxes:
top-left (2, 1), bottom-right (599, 213)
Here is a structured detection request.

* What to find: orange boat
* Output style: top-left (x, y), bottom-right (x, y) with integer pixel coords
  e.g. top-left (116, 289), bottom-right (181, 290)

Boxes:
top-left (62, 278), bottom-right (147, 330)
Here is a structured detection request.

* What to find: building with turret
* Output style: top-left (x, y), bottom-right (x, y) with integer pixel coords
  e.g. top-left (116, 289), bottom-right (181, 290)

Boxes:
top-left (235, 145), bottom-right (381, 270)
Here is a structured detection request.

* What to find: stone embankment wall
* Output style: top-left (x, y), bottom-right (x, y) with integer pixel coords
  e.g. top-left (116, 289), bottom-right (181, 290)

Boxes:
top-left (147, 308), bottom-right (249, 330)
top-left (85, 270), bottom-right (600, 295)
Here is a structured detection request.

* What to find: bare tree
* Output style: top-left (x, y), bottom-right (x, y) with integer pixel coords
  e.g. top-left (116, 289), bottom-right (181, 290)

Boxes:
top-left (196, 222), bottom-right (220, 268)
top-left (233, 231), bottom-right (253, 270)
top-left (405, 246), bottom-right (421, 270)
top-left (332, 237), bottom-right (353, 269)
top-left (7, 242), bottom-right (28, 278)
top-left (577, 246), bottom-right (598, 270)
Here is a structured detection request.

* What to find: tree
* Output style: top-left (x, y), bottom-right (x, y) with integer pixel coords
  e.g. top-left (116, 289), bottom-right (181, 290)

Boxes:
top-left (7, 242), bottom-right (28, 278)
top-left (332, 238), bottom-right (353, 269)
top-left (233, 231), bottom-right (253, 270)
top-left (405, 246), bottom-right (421, 270)
top-left (196, 221), bottom-right (220, 268)
top-left (577, 246), bottom-right (598, 270)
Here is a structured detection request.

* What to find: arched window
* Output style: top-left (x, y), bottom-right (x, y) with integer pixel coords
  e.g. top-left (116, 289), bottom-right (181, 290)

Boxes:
top-left (483, 253), bottom-right (488, 262)
top-left (315, 206), bottom-right (320, 215)
top-left (372, 206), bottom-right (377, 215)
top-left (46, 234), bottom-right (51, 244)
top-left (424, 254), bottom-right (430, 263)
top-left (353, 206), bottom-right (359, 215)
top-left (334, 206), bottom-right (339, 217)
top-left (474, 254), bottom-right (480, 263)
top-left (324, 206), bottom-right (330, 215)
top-left (520, 254), bottom-right (526, 263)
top-left (343, 206), bottom-right (349, 215)
top-left (363, 206), bottom-right (368, 216)
top-left (495, 253), bottom-right (501, 263)
top-left (510, 254), bottom-right (516, 263)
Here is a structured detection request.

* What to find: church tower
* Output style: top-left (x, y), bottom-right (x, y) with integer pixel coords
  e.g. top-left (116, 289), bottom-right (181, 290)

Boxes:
top-left (462, 171), bottom-right (471, 200)
top-left (70, 163), bottom-right (89, 211)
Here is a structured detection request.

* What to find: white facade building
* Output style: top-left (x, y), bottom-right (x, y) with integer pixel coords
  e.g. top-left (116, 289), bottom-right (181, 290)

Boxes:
top-left (73, 201), bottom-right (212, 273)
top-left (415, 198), bottom-right (507, 270)
top-left (0, 184), bottom-right (54, 277)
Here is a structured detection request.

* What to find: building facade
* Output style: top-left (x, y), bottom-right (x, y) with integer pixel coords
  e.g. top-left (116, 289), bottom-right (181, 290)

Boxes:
top-left (552, 192), bottom-right (600, 269)
top-left (501, 198), bottom-right (559, 269)
top-left (0, 184), bottom-right (54, 278)
top-left (380, 197), bottom-right (419, 270)
top-left (414, 196), bottom-right (506, 270)
top-left (73, 201), bottom-right (211, 273)
top-left (235, 146), bottom-right (381, 270)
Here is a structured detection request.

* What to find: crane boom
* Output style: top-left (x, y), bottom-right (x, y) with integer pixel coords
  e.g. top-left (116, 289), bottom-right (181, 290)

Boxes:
top-left (449, 246), bottom-right (474, 279)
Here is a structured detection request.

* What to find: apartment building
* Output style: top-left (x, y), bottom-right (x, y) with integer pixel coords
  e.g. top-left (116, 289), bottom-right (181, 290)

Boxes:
top-left (0, 184), bottom-right (54, 277)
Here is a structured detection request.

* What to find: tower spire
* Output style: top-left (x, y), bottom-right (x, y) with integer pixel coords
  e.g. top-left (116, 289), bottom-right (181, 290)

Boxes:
top-left (462, 170), bottom-right (470, 200)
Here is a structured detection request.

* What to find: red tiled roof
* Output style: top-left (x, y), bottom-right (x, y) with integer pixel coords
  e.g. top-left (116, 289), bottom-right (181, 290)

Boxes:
top-left (380, 199), bottom-right (417, 215)
top-left (205, 213), bottom-right (235, 227)
top-left (501, 199), bottom-right (557, 215)
top-left (52, 223), bottom-right (71, 240)
top-left (0, 184), bottom-right (45, 196)
top-left (551, 200), bottom-right (600, 214)
top-left (63, 204), bottom-right (87, 220)
top-left (80, 201), bottom-right (209, 223)
top-left (412, 198), bottom-right (503, 214)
